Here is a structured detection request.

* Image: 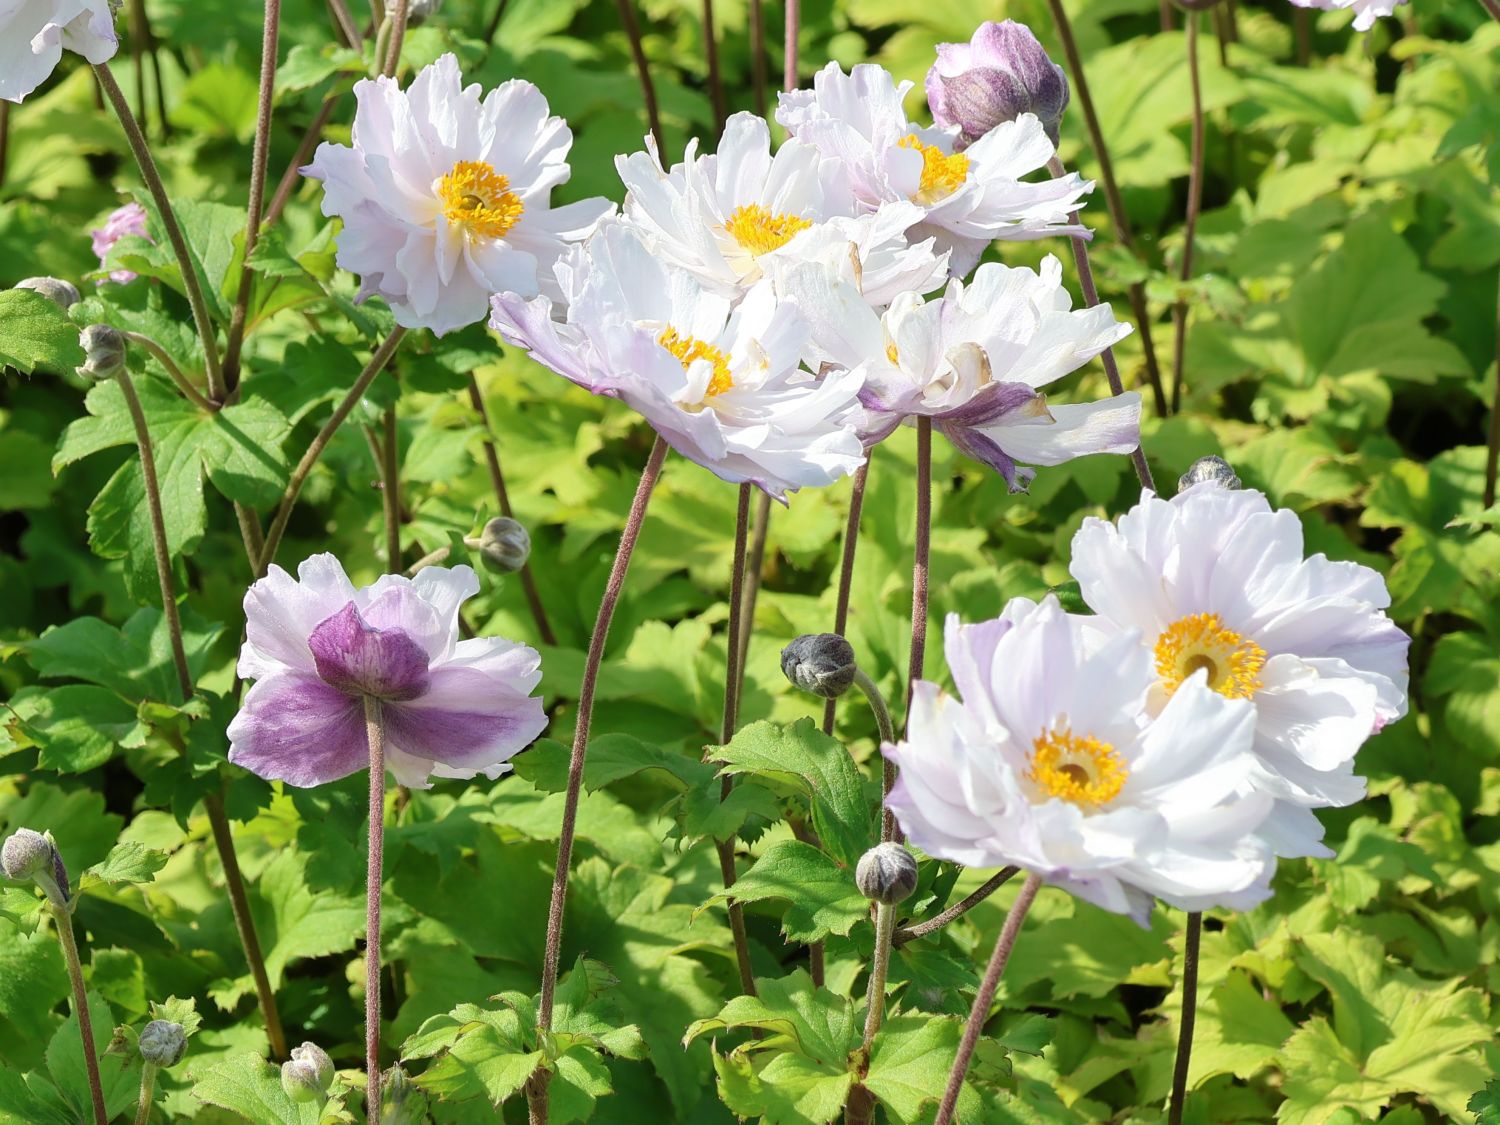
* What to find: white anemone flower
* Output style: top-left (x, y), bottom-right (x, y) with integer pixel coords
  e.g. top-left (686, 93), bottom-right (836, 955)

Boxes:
top-left (616, 111), bottom-right (947, 303)
top-left (779, 254), bottom-right (1139, 491)
top-left (885, 597), bottom-right (1275, 925)
top-left (1070, 482), bottom-right (1410, 858)
top-left (490, 222), bottom-right (866, 500)
top-left (302, 53), bottom-right (612, 336)
top-left (776, 62), bottom-right (1092, 276)
top-left (2, 0), bottom-right (116, 104)
top-left (1287, 0), bottom-right (1408, 32)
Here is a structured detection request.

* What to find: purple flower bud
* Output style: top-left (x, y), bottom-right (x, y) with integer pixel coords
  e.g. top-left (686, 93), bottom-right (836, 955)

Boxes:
top-left (781, 634), bottom-right (857, 699)
top-left (91, 201), bottom-right (151, 284)
top-left (2, 828), bottom-right (53, 882)
top-left (78, 324), bottom-right (126, 381)
top-left (926, 21), bottom-right (1069, 149)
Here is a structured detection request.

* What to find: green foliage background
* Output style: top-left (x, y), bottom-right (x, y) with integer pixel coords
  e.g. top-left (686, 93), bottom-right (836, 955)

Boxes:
top-left (2, 0), bottom-right (1500, 1121)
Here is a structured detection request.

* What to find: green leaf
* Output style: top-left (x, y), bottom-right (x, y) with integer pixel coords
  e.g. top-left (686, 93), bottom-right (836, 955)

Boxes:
top-left (79, 842), bottom-right (169, 890)
top-left (709, 839), bottom-right (868, 943)
top-left (711, 719), bottom-right (877, 866)
top-left (713, 1047), bottom-right (853, 1125)
top-left (43, 991), bottom-right (140, 1120)
top-left (685, 971), bottom-right (860, 1065)
top-left (1470, 1080), bottom-right (1500, 1125)
top-left (8, 685), bottom-right (139, 773)
top-left (0, 290), bottom-right (82, 374)
top-left (863, 1015), bottom-right (983, 1125)
top-left (190, 1052), bottom-right (324, 1123)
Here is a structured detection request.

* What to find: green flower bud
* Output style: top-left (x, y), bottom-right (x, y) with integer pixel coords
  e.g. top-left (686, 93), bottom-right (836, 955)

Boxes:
top-left (1177, 454), bottom-right (1241, 494)
top-left (780, 633), bottom-right (857, 699)
top-left (15, 277), bottom-right (81, 310)
top-left (476, 516), bottom-right (531, 574)
top-left (381, 1065), bottom-right (422, 1123)
top-left (281, 1041), bottom-right (335, 1104)
top-left (77, 324), bottom-right (126, 381)
top-left (855, 843), bottom-right (919, 905)
top-left (138, 1019), bottom-right (188, 1067)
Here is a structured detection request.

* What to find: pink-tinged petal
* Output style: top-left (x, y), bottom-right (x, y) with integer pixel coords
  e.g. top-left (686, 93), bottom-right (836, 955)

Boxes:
top-left (382, 665), bottom-right (547, 778)
top-left (227, 673), bottom-right (367, 787)
top-left (239, 554), bottom-right (359, 679)
top-left (979, 393), bottom-right (1142, 468)
top-left (308, 603), bottom-right (431, 701)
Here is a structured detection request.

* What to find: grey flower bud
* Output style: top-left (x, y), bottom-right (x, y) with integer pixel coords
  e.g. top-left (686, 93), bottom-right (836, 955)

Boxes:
top-left (406, 0), bottom-right (441, 25)
top-left (1177, 454), bottom-right (1241, 494)
top-left (15, 276), bottom-right (81, 310)
top-left (856, 843), bottom-right (919, 905)
top-left (2, 828), bottom-right (54, 882)
top-left (281, 1041), bottom-right (335, 1104)
top-left (926, 21), bottom-right (1070, 148)
top-left (781, 633), bottom-right (857, 699)
top-left (77, 324), bottom-right (126, 381)
top-left (474, 516), bottom-right (531, 574)
top-left (138, 1019), bottom-right (188, 1067)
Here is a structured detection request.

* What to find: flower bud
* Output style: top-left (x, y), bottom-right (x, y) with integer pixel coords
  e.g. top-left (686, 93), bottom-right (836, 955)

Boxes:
top-left (15, 277), bottom-right (81, 310)
top-left (780, 633), bottom-right (857, 699)
top-left (855, 842), bottom-right (919, 905)
top-left (77, 324), bottom-right (126, 381)
top-left (473, 516), bottom-right (531, 574)
top-left (1177, 454), bottom-right (1241, 494)
top-left (2, 828), bottom-right (54, 883)
top-left (926, 21), bottom-right (1070, 148)
top-left (381, 1065), bottom-right (421, 1123)
top-left (138, 1019), bottom-right (188, 1067)
top-left (281, 1041), bottom-right (335, 1104)
top-left (406, 0), bottom-right (441, 25)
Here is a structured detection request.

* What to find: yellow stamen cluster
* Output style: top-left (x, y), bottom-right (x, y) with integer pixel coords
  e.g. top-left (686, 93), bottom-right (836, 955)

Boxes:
top-left (898, 134), bottom-right (969, 204)
top-left (1153, 613), bottom-right (1266, 700)
top-left (658, 327), bottom-right (734, 398)
top-left (725, 204), bottom-right (813, 256)
top-left (437, 160), bottom-right (524, 239)
top-left (1028, 727), bottom-right (1127, 809)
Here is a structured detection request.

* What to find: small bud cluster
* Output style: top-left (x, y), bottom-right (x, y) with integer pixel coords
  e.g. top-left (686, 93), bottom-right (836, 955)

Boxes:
top-left (77, 324), bottom-right (126, 382)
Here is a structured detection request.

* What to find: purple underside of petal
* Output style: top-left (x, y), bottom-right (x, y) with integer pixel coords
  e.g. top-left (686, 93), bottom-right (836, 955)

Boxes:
top-left (935, 380), bottom-right (1043, 428)
top-left (940, 422), bottom-right (1032, 492)
top-left (309, 601), bottom-right (432, 701)
top-left (382, 695), bottom-right (545, 768)
top-left (228, 674), bottom-right (368, 787)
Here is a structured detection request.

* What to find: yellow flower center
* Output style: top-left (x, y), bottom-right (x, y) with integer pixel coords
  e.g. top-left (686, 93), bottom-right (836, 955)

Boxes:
top-left (898, 134), bottom-right (969, 204)
top-left (885, 342), bottom-right (901, 366)
top-left (658, 327), bottom-right (734, 398)
top-left (1153, 612), bottom-right (1266, 700)
top-left (724, 204), bottom-right (813, 256)
top-left (438, 160), bottom-right (524, 239)
top-left (1027, 727), bottom-right (1127, 809)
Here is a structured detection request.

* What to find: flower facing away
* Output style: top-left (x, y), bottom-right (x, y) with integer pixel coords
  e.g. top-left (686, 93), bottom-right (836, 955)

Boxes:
top-left (780, 254), bottom-right (1139, 491)
top-left (227, 555), bottom-right (547, 789)
top-left (1287, 0), bottom-right (1409, 33)
top-left (1069, 484), bottom-right (1410, 858)
top-left (0, 0), bottom-right (116, 103)
top-left (884, 597), bottom-right (1275, 925)
top-left (926, 20), bottom-right (1070, 148)
top-left (615, 111), bottom-right (947, 303)
top-left (490, 221), bottom-right (866, 501)
top-left (301, 53), bottom-right (612, 336)
top-left (90, 201), bottom-right (150, 284)
top-left (776, 62), bottom-right (1091, 276)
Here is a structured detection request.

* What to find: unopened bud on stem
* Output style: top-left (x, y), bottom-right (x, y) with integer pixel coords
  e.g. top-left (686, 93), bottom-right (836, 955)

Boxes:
top-left (473, 516), bottom-right (531, 574)
top-left (1177, 454), bottom-right (1241, 493)
top-left (281, 1041), bottom-right (335, 1105)
top-left (926, 21), bottom-right (1070, 148)
top-left (781, 634), bottom-right (857, 699)
top-left (139, 1019), bottom-right (188, 1067)
top-left (77, 324), bottom-right (126, 381)
top-left (2, 828), bottom-right (69, 903)
top-left (15, 277), bottom-right (81, 310)
top-left (856, 843), bottom-right (919, 905)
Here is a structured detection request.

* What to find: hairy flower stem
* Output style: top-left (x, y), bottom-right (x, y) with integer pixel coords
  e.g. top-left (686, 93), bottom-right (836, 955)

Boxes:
top-left (122, 332), bottom-right (216, 411)
top-left (380, 0), bottom-right (409, 75)
top-left (327, 0), bottom-right (361, 44)
top-left (820, 460), bottom-right (869, 737)
top-left (466, 376), bottom-right (557, 644)
top-left (1048, 156), bottom-right (1157, 492)
top-left (615, 0), bottom-right (665, 151)
top-left (93, 63), bottom-right (226, 402)
top-left (223, 0), bottom-right (284, 392)
top-left (266, 94), bottom-right (341, 229)
top-left (716, 483), bottom-right (760, 999)
top-left (735, 490), bottom-right (773, 689)
top-left (125, 0), bottom-right (149, 126)
top-left (118, 364), bottom-right (287, 1058)
top-left (1170, 10), bottom-right (1206, 415)
top-left (893, 867), bottom-right (1019, 946)
top-left (51, 899), bottom-right (108, 1125)
top-left (934, 873), bottom-right (1044, 1125)
top-left (845, 899), bottom-right (898, 1123)
top-left (363, 697), bottom-right (388, 1120)
top-left (1159, 0), bottom-right (1175, 30)
top-left (784, 0), bottom-right (800, 91)
top-left (1043, 0), bottom-right (1168, 418)
top-left (1480, 0), bottom-right (1500, 20)
top-left (529, 437), bottom-right (669, 1123)
top-left (851, 668), bottom-right (897, 841)
top-left (904, 419), bottom-right (932, 734)
top-left (1168, 911), bottom-right (1203, 1125)
top-left (701, 0), bottom-right (725, 131)
top-left (257, 327), bottom-right (407, 577)
top-left (133, 1062), bottom-right (158, 1125)
top-left (1485, 282), bottom-right (1500, 508)
top-left (380, 404), bottom-right (402, 570)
